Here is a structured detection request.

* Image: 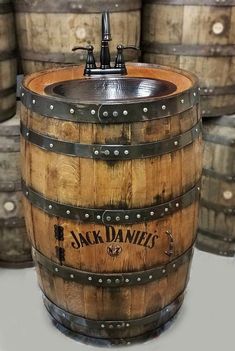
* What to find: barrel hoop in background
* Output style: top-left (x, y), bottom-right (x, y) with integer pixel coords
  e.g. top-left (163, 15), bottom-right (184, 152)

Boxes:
top-left (200, 199), bottom-right (235, 214)
top-left (0, 181), bottom-right (22, 192)
top-left (144, 0), bottom-right (235, 6)
top-left (14, 0), bottom-right (142, 13)
top-left (0, 85), bottom-right (16, 98)
top-left (196, 239), bottom-right (235, 257)
top-left (142, 43), bottom-right (235, 57)
top-left (203, 132), bottom-right (235, 146)
top-left (201, 104), bottom-right (235, 117)
top-left (0, 1), bottom-right (12, 14)
top-left (0, 50), bottom-right (16, 61)
top-left (203, 117), bottom-right (235, 128)
top-left (22, 181), bottom-right (201, 225)
top-left (0, 217), bottom-right (25, 228)
top-left (0, 107), bottom-right (17, 123)
top-left (202, 168), bottom-right (235, 182)
top-left (200, 84), bottom-right (235, 96)
top-left (20, 87), bottom-right (199, 124)
top-left (20, 121), bottom-right (202, 160)
top-left (20, 50), bottom-right (138, 64)
top-left (198, 228), bottom-right (235, 243)
top-left (32, 245), bottom-right (194, 288)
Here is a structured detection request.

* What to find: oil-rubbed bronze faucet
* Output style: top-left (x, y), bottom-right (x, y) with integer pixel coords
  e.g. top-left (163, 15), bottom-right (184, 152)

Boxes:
top-left (72, 11), bottom-right (138, 76)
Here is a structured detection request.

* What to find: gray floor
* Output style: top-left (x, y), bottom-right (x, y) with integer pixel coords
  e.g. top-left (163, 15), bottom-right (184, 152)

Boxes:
top-left (0, 248), bottom-right (234, 351)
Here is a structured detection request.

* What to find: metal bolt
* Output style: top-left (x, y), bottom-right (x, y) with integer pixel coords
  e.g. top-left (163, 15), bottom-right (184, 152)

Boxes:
top-left (91, 109), bottom-right (96, 115)
top-left (109, 325), bottom-right (114, 329)
top-left (137, 277), bottom-right (141, 282)
top-left (106, 216), bottom-right (111, 222)
top-left (181, 99), bottom-right (184, 104)
top-left (103, 111), bottom-right (108, 117)
top-left (150, 211), bottom-right (154, 216)
top-left (114, 150), bottom-right (120, 156)
top-left (101, 324), bottom-right (105, 328)
top-left (70, 274), bottom-right (74, 279)
top-left (136, 214), bottom-right (141, 219)
top-left (66, 210), bottom-right (71, 215)
top-left (149, 275), bottom-right (153, 279)
top-left (162, 105), bottom-right (166, 110)
top-left (193, 92), bottom-right (197, 97)
top-left (113, 111), bottom-right (118, 117)
top-left (85, 213), bottom-right (90, 218)
top-left (55, 268), bottom-right (59, 272)
top-left (48, 205), bottom-right (52, 210)
top-left (50, 105), bottom-right (54, 110)
top-left (204, 89), bottom-right (208, 93)
top-left (125, 215), bottom-right (129, 220)
top-left (175, 203), bottom-right (179, 208)
top-left (165, 207), bottom-right (169, 212)
top-left (32, 99), bottom-right (36, 104)
top-left (26, 132), bottom-right (29, 137)
top-left (107, 279), bottom-right (112, 284)
top-left (116, 216), bottom-right (120, 221)
top-left (97, 215), bottom-right (101, 220)
top-left (115, 279), bottom-right (120, 284)
top-left (70, 108), bottom-right (75, 114)
top-left (49, 143), bottom-right (54, 148)
top-left (197, 186), bottom-right (200, 191)
top-left (21, 92), bottom-right (25, 97)
top-left (196, 128), bottom-right (198, 132)
top-left (174, 141), bottom-right (179, 146)
top-left (125, 278), bottom-right (130, 283)
top-left (166, 308), bottom-right (169, 312)
top-left (98, 279), bottom-right (103, 283)
top-left (126, 323), bottom-right (130, 327)
top-left (94, 150), bottom-right (99, 155)
top-left (123, 110), bottom-right (128, 116)
top-left (143, 107), bottom-right (148, 113)
top-left (202, 110), bottom-right (206, 115)
top-left (26, 191), bottom-right (29, 196)
top-left (62, 313), bottom-right (66, 318)
top-left (104, 150), bottom-right (110, 156)
top-left (173, 264), bottom-right (176, 268)
top-left (162, 269), bottom-right (166, 274)
top-left (88, 277), bottom-right (92, 281)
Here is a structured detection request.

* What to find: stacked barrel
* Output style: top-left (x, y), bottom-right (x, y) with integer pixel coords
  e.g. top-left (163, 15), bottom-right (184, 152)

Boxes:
top-left (14, 0), bottom-right (141, 74)
top-left (0, 0), bottom-right (32, 267)
top-left (141, 0), bottom-right (235, 256)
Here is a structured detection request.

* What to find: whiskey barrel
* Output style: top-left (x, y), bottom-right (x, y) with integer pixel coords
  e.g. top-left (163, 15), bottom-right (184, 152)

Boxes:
top-left (197, 116), bottom-right (235, 257)
top-left (0, 106), bottom-right (32, 268)
top-left (0, 0), bottom-right (17, 122)
top-left (20, 63), bottom-right (202, 345)
top-left (142, 0), bottom-right (235, 117)
top-left (14, 0), bottom-right (141, 74)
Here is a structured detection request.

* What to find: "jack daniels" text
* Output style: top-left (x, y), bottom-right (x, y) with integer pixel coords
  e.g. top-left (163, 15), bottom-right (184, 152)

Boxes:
top-left (71, 226), bottom-right (159, 250)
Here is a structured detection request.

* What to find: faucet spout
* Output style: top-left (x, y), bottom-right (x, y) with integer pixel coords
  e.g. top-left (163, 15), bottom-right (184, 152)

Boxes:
top-left (102, 11), bottom-right (112, 42)
top-left (100, 11), bottom-right (112, 69)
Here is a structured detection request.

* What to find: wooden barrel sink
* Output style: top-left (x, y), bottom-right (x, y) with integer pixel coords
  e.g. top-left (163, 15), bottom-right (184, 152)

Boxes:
top-left (197, 116), bottom-right (235, 257)
top-left (20, 63), bottom-right (202, 345)
top-left (0, 0), bottom-right (17, 122)
top-left (142, 0), bottom-right (235, 117)
top-left (14, 0), bottom-right (141, 74)
top-left (0, 105), bottom-right (32, 268)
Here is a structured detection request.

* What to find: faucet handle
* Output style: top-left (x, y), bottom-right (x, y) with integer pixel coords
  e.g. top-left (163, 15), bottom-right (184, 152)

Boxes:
top-left (72, 45), bottom-right (97, 69)
top-left (115, 45), bottom-right (139, 71)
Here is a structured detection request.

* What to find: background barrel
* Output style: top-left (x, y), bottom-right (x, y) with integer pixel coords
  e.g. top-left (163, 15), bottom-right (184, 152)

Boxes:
top-left (0, 0), bottom-right (17, 122)
top-left (14, 0), bottom-right (141, 74)
top-left (197, 116), bottom-right (235, 257)
top-left (142, 0), bottom-right (235, 117)
top-left (20, 63), bottom-right (202, 345)
top-left (0, 105), bottom-right (32, 268)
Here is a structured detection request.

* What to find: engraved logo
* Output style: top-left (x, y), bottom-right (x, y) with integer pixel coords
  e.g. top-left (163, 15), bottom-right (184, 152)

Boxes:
top-left (107, 244), bottom-right (122, 257)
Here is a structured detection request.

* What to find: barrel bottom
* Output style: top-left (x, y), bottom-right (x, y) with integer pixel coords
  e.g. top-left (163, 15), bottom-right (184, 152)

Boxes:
top-left (196, 232), bottom-right (235, 257)
top-left (43, 293), bottom-right (184, 347)
top-left (0, 259), bottom-right (34, 269)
